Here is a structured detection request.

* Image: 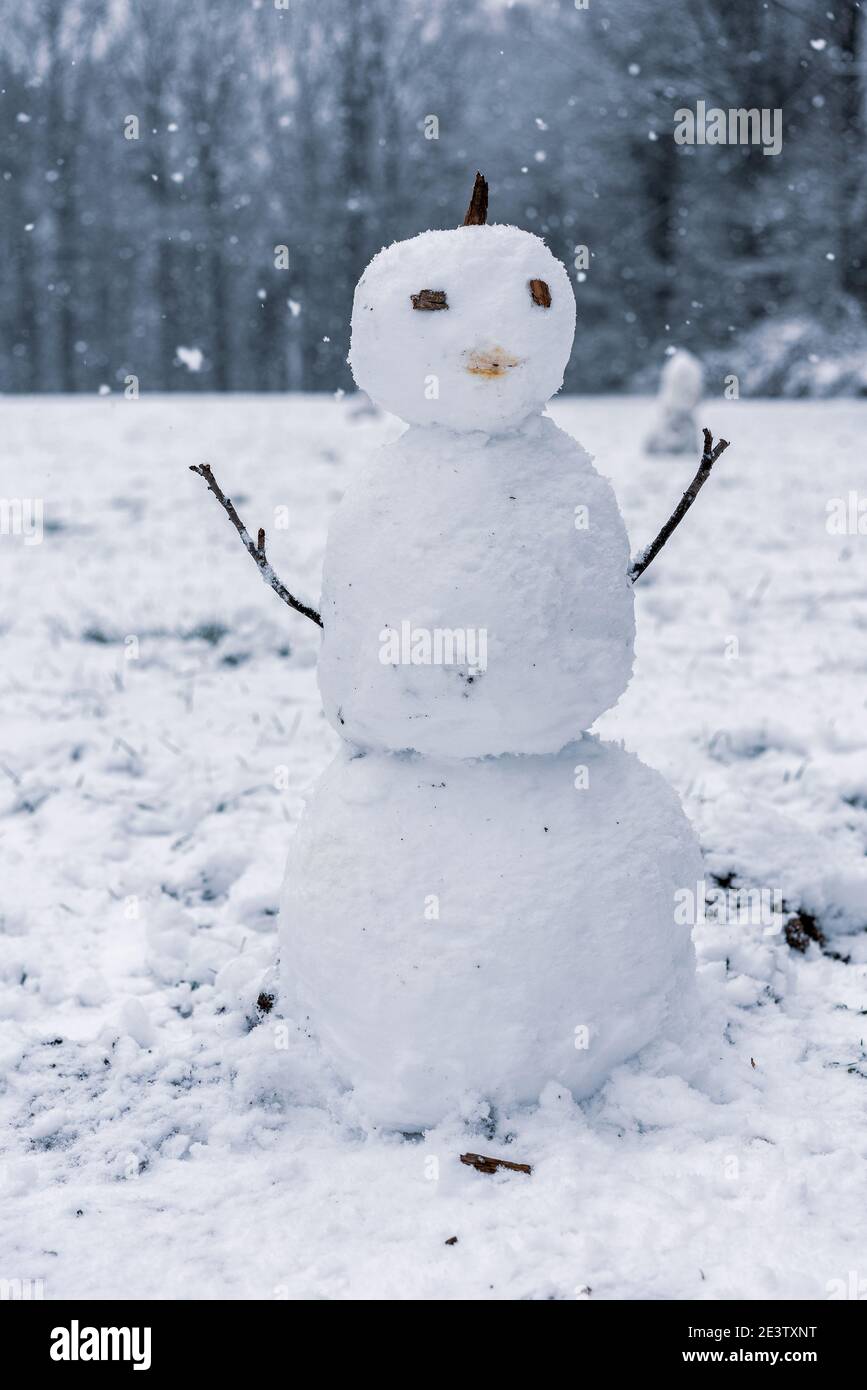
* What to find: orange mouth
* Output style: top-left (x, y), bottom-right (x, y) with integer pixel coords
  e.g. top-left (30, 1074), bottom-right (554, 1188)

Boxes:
top-left (463, 347), bottom-right (523, 378)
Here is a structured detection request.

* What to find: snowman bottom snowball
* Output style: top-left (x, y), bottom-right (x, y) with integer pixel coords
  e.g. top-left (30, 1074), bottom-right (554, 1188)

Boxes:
top-left (279, 740), bottom-right (700, 1131)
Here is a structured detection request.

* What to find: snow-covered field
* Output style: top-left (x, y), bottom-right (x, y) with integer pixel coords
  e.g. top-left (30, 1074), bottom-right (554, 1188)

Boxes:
top-left (1, 392), bottom-right (866, 1301)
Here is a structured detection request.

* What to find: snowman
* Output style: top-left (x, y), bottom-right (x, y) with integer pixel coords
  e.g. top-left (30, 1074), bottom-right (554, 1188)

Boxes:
top-left (272, 175), bottom-right (705, 1131)
top-left (192, 175), bottom-right (723, 1131)
top-left (645, 348), bottom-right (704, 456)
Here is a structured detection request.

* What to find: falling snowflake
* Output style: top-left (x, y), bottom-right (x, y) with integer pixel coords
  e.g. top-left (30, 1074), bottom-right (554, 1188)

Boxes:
top-left (175, 346), bottom-right (204, 373)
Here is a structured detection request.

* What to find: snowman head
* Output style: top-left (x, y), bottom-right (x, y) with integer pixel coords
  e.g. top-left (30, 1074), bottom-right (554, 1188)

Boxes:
top-left (349, 174), bottom-right (576, 434)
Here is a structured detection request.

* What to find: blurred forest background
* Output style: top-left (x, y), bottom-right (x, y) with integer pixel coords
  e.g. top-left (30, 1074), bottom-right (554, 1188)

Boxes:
top-left (1, 0), bottom-right (865, 396)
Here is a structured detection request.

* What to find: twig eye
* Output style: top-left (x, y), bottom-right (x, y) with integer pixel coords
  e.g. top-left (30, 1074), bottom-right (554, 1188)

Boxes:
top-left (411, 289), bottom-right (448, 310)
top-left (529, 279), bottom-right (552, 307)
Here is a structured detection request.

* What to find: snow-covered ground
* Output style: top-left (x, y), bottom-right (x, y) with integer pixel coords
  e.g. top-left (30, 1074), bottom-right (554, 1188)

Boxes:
top-left (1, 392), bottom-right (866, 1301)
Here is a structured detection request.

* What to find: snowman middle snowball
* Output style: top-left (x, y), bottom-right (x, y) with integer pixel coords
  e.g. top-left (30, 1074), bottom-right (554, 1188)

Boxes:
top-left (319, 220), bottom-right (636, 758)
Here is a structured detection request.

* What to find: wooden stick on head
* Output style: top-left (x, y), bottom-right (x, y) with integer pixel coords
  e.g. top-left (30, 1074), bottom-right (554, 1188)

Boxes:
top-left (462, 171), bottom-right (489, 226)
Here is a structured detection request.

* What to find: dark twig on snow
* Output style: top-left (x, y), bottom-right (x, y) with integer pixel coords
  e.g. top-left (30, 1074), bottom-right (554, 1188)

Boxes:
top-left (189, 463), bottom-right (323, 628)
top-left (459, 1151), bottom-right (532, 1176)
top-left (628, 427), bottom-right (730, 583)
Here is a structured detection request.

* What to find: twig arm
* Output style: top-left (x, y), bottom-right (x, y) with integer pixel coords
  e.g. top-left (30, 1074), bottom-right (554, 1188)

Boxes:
top-left (628, 427), bottom-right (730, 583)
top-left (189, 463), bottom-right (323, 628)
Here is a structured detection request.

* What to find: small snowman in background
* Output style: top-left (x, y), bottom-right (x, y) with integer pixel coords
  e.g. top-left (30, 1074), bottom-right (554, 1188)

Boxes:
top-left (644, 348), bottom-right (704, 456)
top-left (192, 174), bottom-right (729, 1131)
